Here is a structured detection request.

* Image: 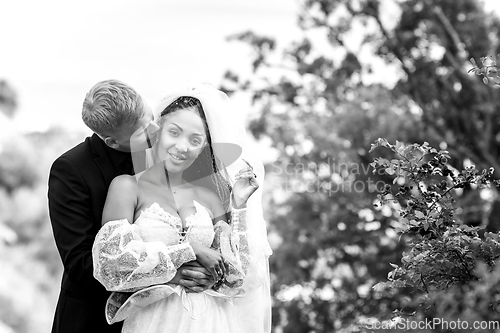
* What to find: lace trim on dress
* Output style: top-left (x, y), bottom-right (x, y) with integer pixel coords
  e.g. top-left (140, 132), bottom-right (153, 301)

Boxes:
top-left (92, 218), bottom-right (196, 292)
top-left (94, 202), bottom-right (253, 324)
top-left (212, 208), bottom-right (250, 297)
top-left (139, 202), bottom-right (182, 232)
top-left (140, 201), bottom-right (212, 242)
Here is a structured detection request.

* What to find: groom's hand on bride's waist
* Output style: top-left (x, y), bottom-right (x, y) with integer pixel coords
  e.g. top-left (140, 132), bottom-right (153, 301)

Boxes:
top-left (173, 261), bottom-right (216, 292)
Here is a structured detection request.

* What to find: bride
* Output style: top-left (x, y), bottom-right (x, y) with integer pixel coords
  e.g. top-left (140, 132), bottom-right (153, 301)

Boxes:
top-left (92, 84), bottom-right (272, 333)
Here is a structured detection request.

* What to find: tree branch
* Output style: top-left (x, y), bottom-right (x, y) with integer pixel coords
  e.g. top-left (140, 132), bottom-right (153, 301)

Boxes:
top-left (432, 4), bottom-right (468, 63)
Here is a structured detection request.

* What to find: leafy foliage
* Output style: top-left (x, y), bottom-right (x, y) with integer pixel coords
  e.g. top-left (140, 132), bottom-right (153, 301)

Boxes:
top-left (469, 54), bottom-right (500, 88)
top-left (0, 84), bottom-right (83, 333)
top-left (371, 139), bottom-right (500, 329)
top-left (0, 138), bottom-right (38, 193)
top-left (222, 0), bottom-right (500, 331)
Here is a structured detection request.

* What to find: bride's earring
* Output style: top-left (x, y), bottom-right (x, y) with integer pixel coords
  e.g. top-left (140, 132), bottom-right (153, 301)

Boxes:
top-left (149, 134), bottom-right (161, 165)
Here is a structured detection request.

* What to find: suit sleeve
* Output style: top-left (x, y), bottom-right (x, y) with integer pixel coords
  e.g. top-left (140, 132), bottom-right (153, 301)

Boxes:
top-left (48, 156), bottom-right (96, 287)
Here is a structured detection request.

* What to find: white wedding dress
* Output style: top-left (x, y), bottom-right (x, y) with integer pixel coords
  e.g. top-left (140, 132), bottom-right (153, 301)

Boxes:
top-left (92, 200), bottom-right (253, 333)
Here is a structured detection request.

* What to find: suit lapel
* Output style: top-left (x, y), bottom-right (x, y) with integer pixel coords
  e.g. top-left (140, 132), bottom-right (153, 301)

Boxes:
top-left (89, 134), bottom-right (116, 186)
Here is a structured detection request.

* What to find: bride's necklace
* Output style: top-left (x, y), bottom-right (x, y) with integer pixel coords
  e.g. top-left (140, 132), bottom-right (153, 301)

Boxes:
top-left (164, 168), bottom-right (188, 233)
top-left (164, 167), bottom-right (180, 195)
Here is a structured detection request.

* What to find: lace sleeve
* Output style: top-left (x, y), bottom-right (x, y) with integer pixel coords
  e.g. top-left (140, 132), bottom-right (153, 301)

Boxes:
top-left (211, 208), bottom-right (250, 296)
top-left (92, 219), bottom-right (196, 292)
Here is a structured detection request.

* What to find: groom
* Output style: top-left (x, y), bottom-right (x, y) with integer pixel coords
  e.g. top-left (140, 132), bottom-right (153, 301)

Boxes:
top-left (48, 80), bottom-right (215, 333)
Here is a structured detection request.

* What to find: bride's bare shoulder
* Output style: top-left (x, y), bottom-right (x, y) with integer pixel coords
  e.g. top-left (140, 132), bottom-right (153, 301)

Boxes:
top-left (111, 174), bottom-right (138, 187)
top-left (103, 175), bottom-right (140, 225)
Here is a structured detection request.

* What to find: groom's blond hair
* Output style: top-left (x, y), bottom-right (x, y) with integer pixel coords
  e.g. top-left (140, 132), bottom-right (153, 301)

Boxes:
top-left (82, 79), bottom-right (145, 136)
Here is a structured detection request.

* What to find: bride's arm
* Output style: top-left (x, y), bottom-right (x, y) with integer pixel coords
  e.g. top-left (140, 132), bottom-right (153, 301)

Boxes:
top-left (101, 175), bottom-right (137, 225)
top-left (210, 164), bottom-right (259, 296)
top-left (102, 175), bottom-right (139, 225)
top-left (212, 207), bottom-right (250, 296)
top-left (201, 189), bottom-right (251, 296)
top-left (92, 176), bottom-right (196, 292)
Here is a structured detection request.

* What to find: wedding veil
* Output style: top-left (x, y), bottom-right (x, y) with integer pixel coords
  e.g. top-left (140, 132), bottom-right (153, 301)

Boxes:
top-left (148, 84), bottom-right (272, 331)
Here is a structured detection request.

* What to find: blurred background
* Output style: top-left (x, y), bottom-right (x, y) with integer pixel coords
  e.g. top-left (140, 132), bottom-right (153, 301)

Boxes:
top-left (2, 0), bottom-right (500, 332)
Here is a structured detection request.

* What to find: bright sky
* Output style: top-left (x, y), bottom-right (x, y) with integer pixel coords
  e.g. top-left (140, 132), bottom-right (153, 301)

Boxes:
top-left (1, 0), bottom-right (299, 135)
top-left (1, 0), bottom-right (498, 137)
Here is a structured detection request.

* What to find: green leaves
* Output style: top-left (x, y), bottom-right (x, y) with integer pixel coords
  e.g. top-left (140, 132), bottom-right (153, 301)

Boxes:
top-left (225, 0), bottom-right (500, 327)
top-left (371, 138), bottom-right (500, 321)
top-left (369, 138), bottom-right (392, 153)
top-left (469, 55), bottom-right (500, 89)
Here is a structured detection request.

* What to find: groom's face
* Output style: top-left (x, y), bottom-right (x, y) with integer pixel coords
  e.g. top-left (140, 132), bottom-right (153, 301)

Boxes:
top-left (114, 104), bottom-right (159, 152)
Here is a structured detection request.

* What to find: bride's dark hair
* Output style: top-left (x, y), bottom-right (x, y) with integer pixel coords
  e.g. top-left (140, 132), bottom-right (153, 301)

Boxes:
top-left (160, 96), bottom-right (232, 213)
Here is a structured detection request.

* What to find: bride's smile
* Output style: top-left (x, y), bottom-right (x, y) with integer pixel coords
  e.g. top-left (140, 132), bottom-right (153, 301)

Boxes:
top-left (157, 107), bottom-right (207, 173)
top-left (168, 152), bottom-right (186, 161)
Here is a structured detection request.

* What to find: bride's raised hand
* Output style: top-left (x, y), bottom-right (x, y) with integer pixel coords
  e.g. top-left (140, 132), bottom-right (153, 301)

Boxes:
top-left (190, 242), bottom-right (226, 281)
top-left (232, 159), bottom-right (259, 209)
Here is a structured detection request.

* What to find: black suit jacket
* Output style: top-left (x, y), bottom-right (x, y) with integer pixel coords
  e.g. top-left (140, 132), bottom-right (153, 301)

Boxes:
top-left (48, 134), bottom-right (132, 333)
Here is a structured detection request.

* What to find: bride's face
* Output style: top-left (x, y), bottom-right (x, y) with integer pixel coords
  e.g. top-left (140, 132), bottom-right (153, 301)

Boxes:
top-left (157, 107), bottom-right (207, 173)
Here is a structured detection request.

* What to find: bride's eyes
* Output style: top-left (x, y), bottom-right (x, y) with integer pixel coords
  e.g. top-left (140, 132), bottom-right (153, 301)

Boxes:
top-left (167, 130), bottom-right (202, 146)
top-left (190, 139), bottom-right (202, 146)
